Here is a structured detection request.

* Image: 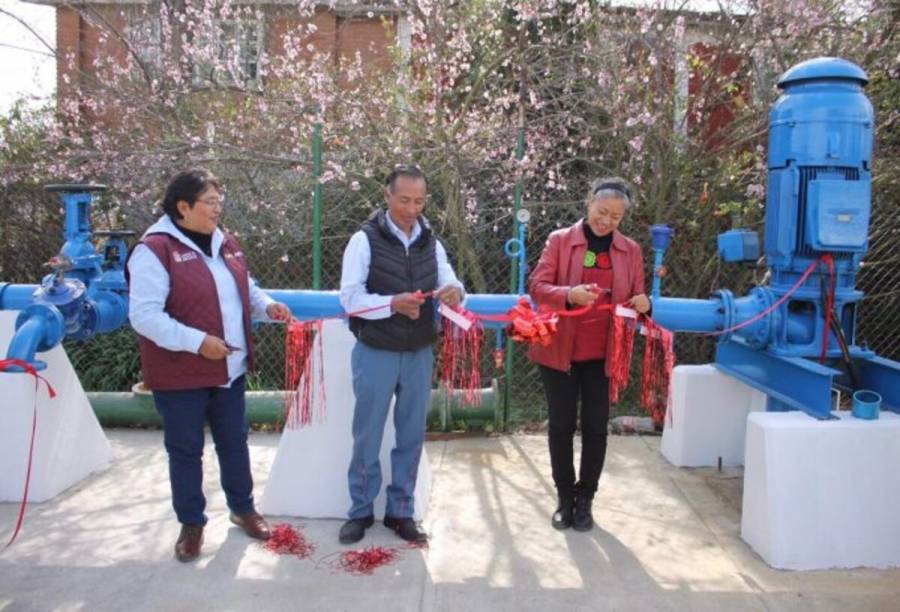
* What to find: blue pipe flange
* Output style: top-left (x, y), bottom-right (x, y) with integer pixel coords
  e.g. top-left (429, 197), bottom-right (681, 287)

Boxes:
top-left (91, 291), bottom-right (129, 334)
top-left (745, 286), bottom-right (776, 349)
top-left (503, 237), bottom-right (523, 258)
top-left (69, 298), bottom-right (99, 342)
top-left (710, 288), bottom-right (735, 341)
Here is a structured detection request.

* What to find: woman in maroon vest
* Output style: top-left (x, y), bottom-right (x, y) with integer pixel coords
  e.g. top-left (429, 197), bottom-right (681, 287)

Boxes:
top-left (127, 168), bottom-right (290, 562)
top-left (528, 177), bottom-right (650, 532)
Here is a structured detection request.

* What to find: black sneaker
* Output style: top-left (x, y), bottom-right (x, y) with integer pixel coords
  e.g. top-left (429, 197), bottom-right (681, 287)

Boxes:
top-left (573, 494), bottom-right (594, 532)
top-left (383, 516), bottom-right (428, 544)
top-left (551, 495), bottom-right (574, 530)
top-left (339, 515), bottom-right (374, 544)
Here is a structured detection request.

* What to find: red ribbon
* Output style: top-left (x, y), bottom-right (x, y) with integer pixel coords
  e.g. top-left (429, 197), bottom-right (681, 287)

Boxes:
top-left (0, 358), bottom-right (57, 549)
top-left (640, 318), bottom-right (676, 425)
top-left (700, 256), bottom-right (824, 338)
top-left (335, 545), bottom-right (400, 575)
top-left (263, 523), bottom-right (316, 558)
top-left (439, 307), bottom-right (483, 406)
top-left (820, 254), bottom-right (836, 363)
top-left (283, 320), bottom-right (325, 429)
top-left (609, 313), bottom-right (639, 404)
top-left (282, 291), bottom-right (437, 427)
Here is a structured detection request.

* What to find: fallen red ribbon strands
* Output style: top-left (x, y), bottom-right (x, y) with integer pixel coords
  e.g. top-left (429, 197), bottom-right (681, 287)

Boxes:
top-left (335, 545), bottom-right (400, 575)
top-left (263, 523), bottom-right (316, 558)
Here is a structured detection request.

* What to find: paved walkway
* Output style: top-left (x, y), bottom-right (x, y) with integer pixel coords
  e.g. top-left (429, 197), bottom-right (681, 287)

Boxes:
top-left (1, 430), bottom-right (898, 611)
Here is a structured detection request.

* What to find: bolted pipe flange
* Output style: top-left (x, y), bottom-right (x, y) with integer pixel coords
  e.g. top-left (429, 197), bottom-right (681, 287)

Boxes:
top-left (710, 289), bottom-right (735, 341)
top-left (746, 286), bottom-right (776, 349)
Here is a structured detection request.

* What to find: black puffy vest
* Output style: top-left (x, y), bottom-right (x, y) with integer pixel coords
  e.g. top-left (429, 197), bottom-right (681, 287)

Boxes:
top-left (348, 208), bottom-right (439, 351)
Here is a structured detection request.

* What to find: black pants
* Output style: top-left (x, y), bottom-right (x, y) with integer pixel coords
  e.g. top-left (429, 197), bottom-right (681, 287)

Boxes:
top-left (539, 360), bottom-right (610, 499)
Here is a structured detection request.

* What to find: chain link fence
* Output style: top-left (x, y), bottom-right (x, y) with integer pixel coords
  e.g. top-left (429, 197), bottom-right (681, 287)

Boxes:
top-left (2, 165), bottom-right (898, 430)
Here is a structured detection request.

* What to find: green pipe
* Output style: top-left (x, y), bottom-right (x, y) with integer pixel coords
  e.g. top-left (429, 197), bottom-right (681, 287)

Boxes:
top-left (87, 380), bottom-right (499, 429)
top-left (312, 122), bottom-right (323, 290)
top-left (504, 125), bottom-right (526, 431)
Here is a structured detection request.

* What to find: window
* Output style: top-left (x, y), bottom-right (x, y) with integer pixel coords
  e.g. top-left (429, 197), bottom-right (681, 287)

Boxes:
top-left (126, 12), bottom-right (162, 73)
top-left (193, 19), bottom-right (264, 89)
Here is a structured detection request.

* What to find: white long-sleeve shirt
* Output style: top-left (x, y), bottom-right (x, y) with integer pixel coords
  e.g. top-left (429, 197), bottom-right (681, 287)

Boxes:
top-left (127, 215), bottom-right (274, 385)
top-left (339, 212), bottom-right (465, 320)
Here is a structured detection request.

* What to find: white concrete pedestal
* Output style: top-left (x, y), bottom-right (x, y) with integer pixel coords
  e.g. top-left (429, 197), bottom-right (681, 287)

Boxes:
top-left (742, 411), bottom-right (900, 569)
top-left (261, 320), bottom-right (431, 520)
top-left (0, 311), bottom-right (112, 502)
top-left (661, 365), bottom-right (766, 467)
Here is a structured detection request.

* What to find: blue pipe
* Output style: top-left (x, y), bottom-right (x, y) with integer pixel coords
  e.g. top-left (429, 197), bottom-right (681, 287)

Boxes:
top-left (0, 283), bottom-right (39, 311)
top-left (93, 291), bottom-right (128, 333)
top-left (649, 225), bottom-right (674, 299)
top-left (651, 249), bottom-right (664, 299)
top-left (651, 296), bottom-right (723, 333)
top-left (6, 315), bottom-right (50, 369)
top-left (266, 290), bottom-right (525, 322)
top-left (266, 290), bottom-right (343, 320)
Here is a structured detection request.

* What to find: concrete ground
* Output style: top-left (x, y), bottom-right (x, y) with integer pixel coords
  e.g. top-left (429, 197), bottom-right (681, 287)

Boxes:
top-left (1, 431), bottom-right (898, 612)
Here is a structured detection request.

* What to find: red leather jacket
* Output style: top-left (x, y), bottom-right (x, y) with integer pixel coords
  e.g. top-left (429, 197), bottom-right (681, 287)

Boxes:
top-left (527, 220), bottom-right (646, 375)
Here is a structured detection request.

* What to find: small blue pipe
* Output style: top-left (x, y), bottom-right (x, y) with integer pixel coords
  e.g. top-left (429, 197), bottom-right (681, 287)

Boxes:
top-left (6, 315), bottom-right (49, 366)
top-left (649, 225), bottom-right (673, 299)
top-left (651, 249), bottom-right (664, 298)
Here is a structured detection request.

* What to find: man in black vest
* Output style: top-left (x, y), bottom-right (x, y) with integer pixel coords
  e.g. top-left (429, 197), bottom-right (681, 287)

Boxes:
top-left (338, 165), bottom-right (464, 545)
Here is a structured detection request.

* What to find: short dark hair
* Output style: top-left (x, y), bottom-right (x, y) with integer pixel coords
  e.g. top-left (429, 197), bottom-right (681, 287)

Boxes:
top-left (161, 168), bottom-right (221, 220)
top-left (385, 164), bottom-right (427, 192)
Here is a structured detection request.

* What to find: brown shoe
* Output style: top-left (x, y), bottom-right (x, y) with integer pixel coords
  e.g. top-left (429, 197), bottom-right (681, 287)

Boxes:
top-left (175, 524), bottom-right (204, 562)
top-left (230, 511), bottom-right (272, 540)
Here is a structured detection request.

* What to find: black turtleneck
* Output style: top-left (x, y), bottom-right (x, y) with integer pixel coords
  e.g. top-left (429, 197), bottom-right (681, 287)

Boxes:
top-left (583, 220), bottom-right (613, 253)
top-left (175, 222), bottom-right (213, 257)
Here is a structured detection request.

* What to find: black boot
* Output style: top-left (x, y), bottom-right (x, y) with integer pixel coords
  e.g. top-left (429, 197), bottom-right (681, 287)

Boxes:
top-left (573, 493), bottom-right (594, 532)
top-left (551, 495), bottom-right (574, 530)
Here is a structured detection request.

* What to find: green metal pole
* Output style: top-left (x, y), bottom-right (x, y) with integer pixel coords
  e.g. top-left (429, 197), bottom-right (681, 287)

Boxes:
top-left (504, 126), bottom-right (526, 430)
top-left (312, 122), bottom-right (323, 289)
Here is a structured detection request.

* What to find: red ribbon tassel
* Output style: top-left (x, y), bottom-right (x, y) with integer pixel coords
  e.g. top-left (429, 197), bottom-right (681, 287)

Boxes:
top-left (640, 318), bottom-right (676, 426)
top-left (608, 313), bottom-right (638, 404)
top-left (439, 307), bottom-right (484, 406)
top-left (283, 320), bottom-right (325, 428)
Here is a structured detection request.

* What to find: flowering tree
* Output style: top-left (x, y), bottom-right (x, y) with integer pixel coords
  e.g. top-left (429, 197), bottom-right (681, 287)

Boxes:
top-left (2, 0), bottom-right (897, 386)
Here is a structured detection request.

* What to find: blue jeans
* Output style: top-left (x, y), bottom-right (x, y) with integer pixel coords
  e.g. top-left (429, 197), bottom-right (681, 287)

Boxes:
top-left (153, 376), bottom-right (254, 525)
top-left (347, 342), bottom-right (433, 519)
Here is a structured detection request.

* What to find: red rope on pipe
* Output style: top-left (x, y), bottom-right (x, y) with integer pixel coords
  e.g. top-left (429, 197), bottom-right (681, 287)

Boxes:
top-left (0, 358), bottom-right (56, 549)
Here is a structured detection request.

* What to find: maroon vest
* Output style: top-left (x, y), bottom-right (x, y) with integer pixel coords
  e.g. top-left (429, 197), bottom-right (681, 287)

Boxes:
top-left (132, 232), bottom-right (255, 391)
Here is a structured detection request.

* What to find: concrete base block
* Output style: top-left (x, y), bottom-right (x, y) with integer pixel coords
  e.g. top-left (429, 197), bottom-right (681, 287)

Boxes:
top-left (261, 320), bottom-right (431, 520)
top-left (661, 364), bottom-right (766, 467)
top-left (0, 311), bottom-right (112, 502)
top-left (742, 411), bottom-right (900, 569)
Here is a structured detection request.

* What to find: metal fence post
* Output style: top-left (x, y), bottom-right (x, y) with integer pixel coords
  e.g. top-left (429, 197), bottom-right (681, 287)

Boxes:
top-left (504, 126), bottom-right (526, 430)
top-left (312, 122), bottom-right (323, 290)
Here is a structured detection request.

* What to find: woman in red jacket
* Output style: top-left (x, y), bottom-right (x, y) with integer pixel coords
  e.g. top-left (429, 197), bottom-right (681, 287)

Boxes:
top-left (528, 177), bottom-right (650, 532)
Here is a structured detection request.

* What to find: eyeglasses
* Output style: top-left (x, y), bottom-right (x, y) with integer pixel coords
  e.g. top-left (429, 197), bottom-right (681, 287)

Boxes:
top-left (196, 194), bottom-right (225, 208)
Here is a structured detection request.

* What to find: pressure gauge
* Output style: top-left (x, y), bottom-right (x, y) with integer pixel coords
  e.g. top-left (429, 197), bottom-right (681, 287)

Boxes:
top-left (515, 208), bottom-right (531, 224)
